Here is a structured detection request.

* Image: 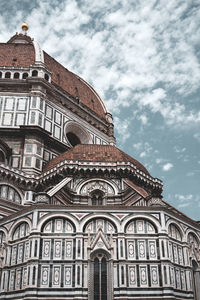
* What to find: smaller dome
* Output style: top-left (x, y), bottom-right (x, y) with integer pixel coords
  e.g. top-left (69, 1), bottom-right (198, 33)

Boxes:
top-left (44, 144), bottom-right (150, 175)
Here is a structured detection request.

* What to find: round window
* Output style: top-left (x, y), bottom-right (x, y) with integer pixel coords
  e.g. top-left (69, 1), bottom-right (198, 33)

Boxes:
top-left (65, 121), bottom-right (91, 146)
top-left (66, 132), bottom-right (81, 146)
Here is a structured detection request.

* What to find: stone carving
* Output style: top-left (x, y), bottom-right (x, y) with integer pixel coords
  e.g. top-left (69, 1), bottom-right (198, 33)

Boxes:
top-left (35, 192), bottom-right (50, 204)
top-left (148, 197), bottom-right (165, 206)
top-left (0, 242), bottom-right (6, 268)
top-left (80, 180), bottom-right (114, 195)
top-left (189, 242), bottom-right (200, 261)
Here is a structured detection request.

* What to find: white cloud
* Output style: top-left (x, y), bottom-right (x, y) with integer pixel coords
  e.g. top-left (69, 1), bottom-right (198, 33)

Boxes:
top-left (0, 1), bottom-right (199, 130)
top-left (156, 158), bottom-right (165, 164)
top-left (138, 114), bottom-right (148, 125)
top-left (162, 162), bottom-right (174, 171)
top-left (175, 194), bottom-right (194, 208)
top-left (114, 116), bottom-right (131, 144)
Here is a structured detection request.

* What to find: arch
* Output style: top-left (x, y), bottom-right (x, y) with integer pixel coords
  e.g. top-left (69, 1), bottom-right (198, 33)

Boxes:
top-left (14, 72), bottom-right (20, 79)
top-left (0, 227), bottom-right (8, 238)
top-left (0, 139), bottom-right (12, 163)
top-left (122, 214), bottom-right (161, 233)
top-left (91, 190), bottom-right (104, 206)
top-left (80, 214), bottom-right (120, 233)
top-left (77, 178), bottom-right (118, 195)
top-left (9, 217), bottom-right (32, 240)
top-left (32, 70), bottom-right (38, 77)
top-left (82, 216), bottom-right (117, 233)
top-left (38, 213), bottom-right (78, 233)
top-left (64, 121), bottom-right (92, 146)
top-left (90, 248), bottom-right (111, 260)
top-left (22, 72), bottom-right (28, 79)
top-left (5, 72), bottom-right (11, 78)
top-left (168, 223), bottom-right (182, 241)
top-left (11, 221), bottom-right (30, 241)
top-left (89, 249), bottom-right (112, 300)
top-left (166, 220), bottom-right (184, 241)
top-left (41, 217), bottom-right (76, 233)
top-left (0, 184), bottom-right (22, 204)
top-left (187, 231), bottom-right (199, 247)
top-left (124, 217), bottom-right (158, 234)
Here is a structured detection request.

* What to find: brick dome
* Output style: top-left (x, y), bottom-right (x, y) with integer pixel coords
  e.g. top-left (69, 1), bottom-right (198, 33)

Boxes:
top-left (0, 34), bottom-right (107, 120)
top-left (44, 144), bottom-right (150, 175)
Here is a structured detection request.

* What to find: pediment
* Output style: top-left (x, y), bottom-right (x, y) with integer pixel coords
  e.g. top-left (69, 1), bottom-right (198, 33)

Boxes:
top-left (90, 228), bottom-right (112, 251)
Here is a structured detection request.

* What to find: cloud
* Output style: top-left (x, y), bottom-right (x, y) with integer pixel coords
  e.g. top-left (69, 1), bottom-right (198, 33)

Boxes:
top-left (162, 162), bottom-right (174, 171)
top-left (175, 194), bottom-right (192, 208)
top-left (174, 194), bottom-right (200, 209)
top-left (0, 1), bottom-right (199, 130)
top-left (138, 114), bottom-right (148, 126)
top-left (114, 116), bottom-right (131, 144)
top-left (174, 146), bottom-right (186, 153)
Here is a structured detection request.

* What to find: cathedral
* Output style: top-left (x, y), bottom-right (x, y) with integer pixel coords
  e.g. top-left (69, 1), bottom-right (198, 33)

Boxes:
top-left (0, 24), bottom-right (199, 300)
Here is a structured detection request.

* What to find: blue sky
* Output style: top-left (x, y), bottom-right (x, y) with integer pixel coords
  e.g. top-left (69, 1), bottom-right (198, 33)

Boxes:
top-left (0, 0), bottom-right (200, 220)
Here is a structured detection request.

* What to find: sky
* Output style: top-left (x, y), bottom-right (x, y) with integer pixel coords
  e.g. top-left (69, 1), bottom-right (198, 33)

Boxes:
top-left (0, 0), bottom-right (199, 220)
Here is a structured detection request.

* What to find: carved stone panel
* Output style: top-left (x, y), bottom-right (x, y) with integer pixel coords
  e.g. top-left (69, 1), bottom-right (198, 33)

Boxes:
top-left (52, 265), bottom-right (61, 287)
top-left (54, 240), bottom-right (62, 259)
top-left (64, 266), bottom-right (72, 287)
top-left (41, 265), bottom-right (50, 287)
top-left (42, 239), bottom-right (51, 259)
top-left (138, 240), bottom-right (146, 259)
top-left (127, 241), bottom-right (135, 259)
top-left (150, 265), bottom-right (159, 286)
top-left (139, 265), bottom-right (148, 286)
top-left (148, 240), bottom-right (157, 259)
top-left (128, 265), bottom-right (137, 287)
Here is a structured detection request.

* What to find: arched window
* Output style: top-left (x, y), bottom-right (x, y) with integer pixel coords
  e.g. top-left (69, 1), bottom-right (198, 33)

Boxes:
top-left (91, 190), bottom-right (104, 206)
top-left (12, 222), bottom-right (30, 240)
top-left (188, 232), bottom-right (199, 248)
top-left (84, 218), bottom-right (117, 234)
top-left (93, 254), bottom-right (108, 300)
top-left (44, 74), bottom-right (49, 81)
top-left (22, 72), bottom-right (28, 79)
top-left (80, 180), bottom-right (115, 195)
top-left (0, 71), bottom-right (2, 78)
top-left (0, 185), bottom-right (21, 204)
top-left (41, 217), bottom-right (75, 233)
top-left (65, 121), bottom-right (91, 146)
top-left (5, 72), bottom-right (11, 78)
top-left (125, 219), bottom-right (157, 234)
top-left (14, 72), bottom-right (20, 79)
top-left (66, 132), bottom-right (81, 146)
top-left (32, 70), bottom-right (38, 77)
top-left (168, 224), bottom-right (182, 241)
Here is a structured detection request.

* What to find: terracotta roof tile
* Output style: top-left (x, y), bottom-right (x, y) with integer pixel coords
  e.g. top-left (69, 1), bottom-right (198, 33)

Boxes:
top-left (0, 43), bottom-right (35, 67)
top-left (44, 144), bottom-right (150, 175)
top-left (43, 52), bottom-right (106, 120)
